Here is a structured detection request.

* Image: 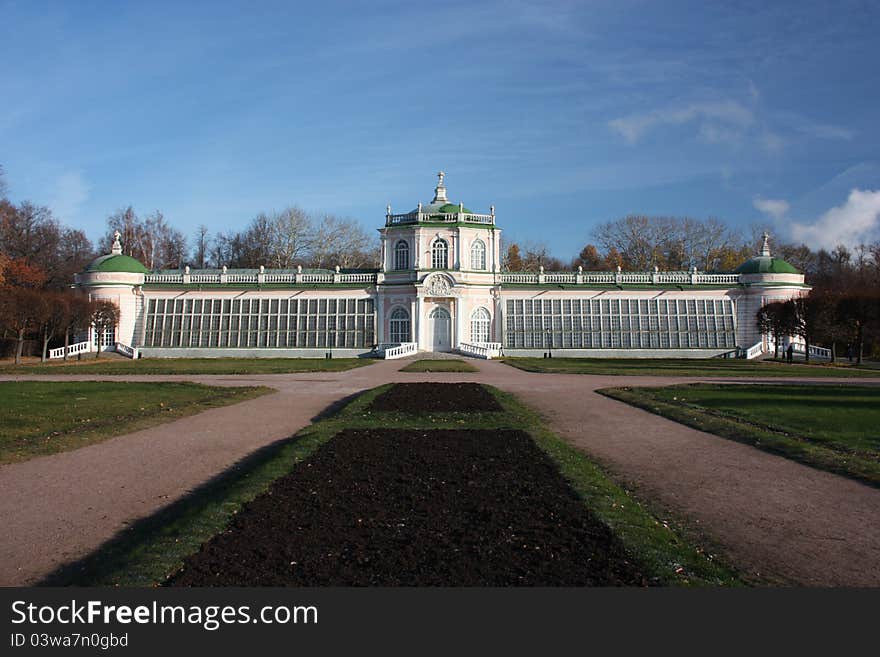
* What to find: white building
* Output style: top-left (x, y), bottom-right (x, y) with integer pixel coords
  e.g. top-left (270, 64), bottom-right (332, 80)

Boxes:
top-left (73, 173), bottom-right (808, 359)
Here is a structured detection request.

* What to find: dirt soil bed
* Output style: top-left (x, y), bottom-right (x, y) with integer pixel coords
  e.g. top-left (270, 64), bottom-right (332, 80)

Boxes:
top-left (369, 382), bottom-right (502, 413)
top-left (169, 428), bottom-right (646, 586)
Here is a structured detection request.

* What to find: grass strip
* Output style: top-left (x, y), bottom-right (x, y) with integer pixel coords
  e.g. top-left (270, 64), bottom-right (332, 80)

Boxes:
top-left (503, 357), bottom-right (878, 378)
top-left (399, 359), bottom-right (479, 372)
top-left (0, 357), bottom-right (373, 376)
top-left (0, 381), bottom-right (271, 464)
top-left (598, 384), bottom-right (880, 488)
top-left (43, 384), bottom-right (742, 587)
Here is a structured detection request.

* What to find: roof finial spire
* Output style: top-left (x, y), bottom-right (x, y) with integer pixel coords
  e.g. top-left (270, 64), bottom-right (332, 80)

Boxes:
top-left (760, 231), bottom-right (771, 257)
top-left (111, 230), bottom-right (123, 255)
top-left (432, 170), bottom-right (448, 203)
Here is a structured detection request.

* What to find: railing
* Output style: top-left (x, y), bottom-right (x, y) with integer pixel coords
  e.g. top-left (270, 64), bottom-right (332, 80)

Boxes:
top-left (459, 342), bottom-right (503, 359)
top-left (386, 212), bottom-right (495, 226)
top-left (190, 274), bottom-right (221, 283)
top-left (115, 342), bottom-right (139, 359)
top-left (380, 342), bottom-right (418, 359)
top-left (146, 273), bottom-right (185, 283)
top-left (145, 271), bottom-right (380, 285)
top-left (744, 341), bottom-right (766, 360)
top-left (48, 341), bottom-right (92, 360)
top-left (498, 271), bottom-right (742, 286)
top-left (791, 343), bottom-right (832, 359)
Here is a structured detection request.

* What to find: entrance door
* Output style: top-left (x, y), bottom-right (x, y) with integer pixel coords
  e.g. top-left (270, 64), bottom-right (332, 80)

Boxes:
top-left (429, 307), bottom-right (451, 352)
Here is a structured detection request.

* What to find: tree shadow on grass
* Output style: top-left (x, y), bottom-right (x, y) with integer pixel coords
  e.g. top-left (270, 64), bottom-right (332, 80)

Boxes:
top-left (39, 391), bottom-right (365, 587)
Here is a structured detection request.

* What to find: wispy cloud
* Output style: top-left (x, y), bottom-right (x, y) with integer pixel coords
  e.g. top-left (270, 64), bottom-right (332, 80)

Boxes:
top-left (790, 189), bottom-right (880, 250)
top-left (49, 171), bottom-right (90, 223)
top-left (608, 101), bottom-right (754, 144)
top-left (771, 111), bottom-right (854, 141)
top-left (753, 196), bottom-right (790, 219)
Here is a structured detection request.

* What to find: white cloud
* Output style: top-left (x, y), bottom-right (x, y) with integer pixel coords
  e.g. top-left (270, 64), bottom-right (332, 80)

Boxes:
top-left (790, 189), bottom-right (880, 250)
top-left (753, 197), bottom-right (790, 219)
top-left (608, 101), bottom-right (754, 144)
top-left (49, 171), bottom-right (90, 223)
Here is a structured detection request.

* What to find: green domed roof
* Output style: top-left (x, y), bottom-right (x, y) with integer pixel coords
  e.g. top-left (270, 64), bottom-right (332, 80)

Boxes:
top-left (86, 253), bottom-right (149, 274)
top-left (734, 256), bottom-right (800, 275)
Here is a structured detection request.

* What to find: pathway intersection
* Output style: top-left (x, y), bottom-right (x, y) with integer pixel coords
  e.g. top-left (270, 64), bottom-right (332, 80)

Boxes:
top-left (1, 359), bottom-right (879, 586)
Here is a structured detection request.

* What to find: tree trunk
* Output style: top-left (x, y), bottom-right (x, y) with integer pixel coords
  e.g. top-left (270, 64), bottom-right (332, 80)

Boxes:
top-left (15, 328), bottom-right (25, 365)
top-left (63, 329), bottom-right (70, 361)
top-left (804, 336), bottom-right (810, 363)
top-left (857, 325), bottom-right (863, 365)
top-left (41, 329), bottom-right (49, 363)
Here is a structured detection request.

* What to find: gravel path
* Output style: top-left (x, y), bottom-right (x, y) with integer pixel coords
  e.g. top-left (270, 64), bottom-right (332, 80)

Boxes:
top-left (1, 359), bottom-right (879, 586)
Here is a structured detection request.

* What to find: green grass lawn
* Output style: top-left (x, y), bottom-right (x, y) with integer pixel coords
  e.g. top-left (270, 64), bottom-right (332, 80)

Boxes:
top-left (504, 357), bottom-right (879, 378)
top-left (399, 359), bottom-right (479, 372)
top-left (43, 383), bottom-right (741, 587)
top-left (599, 383), bottom-right (880, 487)
top-left (0, 381), bottom-right (271, 464)
top-left (0, 357), bottom-right (373, 375)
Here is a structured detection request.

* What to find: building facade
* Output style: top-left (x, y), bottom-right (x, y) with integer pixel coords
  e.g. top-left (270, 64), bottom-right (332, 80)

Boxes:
top-left (74, 174), bottom-right (809, 359)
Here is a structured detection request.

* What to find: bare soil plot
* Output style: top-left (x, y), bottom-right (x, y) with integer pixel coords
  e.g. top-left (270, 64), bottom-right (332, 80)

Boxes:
top-left (369, 382), bottom-right (502, 413)
top-left (169, 428), bottom-right (647, 586)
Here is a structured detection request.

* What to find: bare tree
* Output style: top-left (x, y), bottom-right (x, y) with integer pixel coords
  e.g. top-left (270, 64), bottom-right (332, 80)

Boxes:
top-left (267, 207), bottom-right (313, 268)
top-left (311, 214), bottom-right (376, 269)
top-left (192, 225), bottom-right (211, 268)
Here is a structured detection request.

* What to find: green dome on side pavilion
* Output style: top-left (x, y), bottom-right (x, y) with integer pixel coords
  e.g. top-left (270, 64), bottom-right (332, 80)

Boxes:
top-left (85, 253), bottom-right (150, 274)
top-left (733, 232), bottom-right (800, 275)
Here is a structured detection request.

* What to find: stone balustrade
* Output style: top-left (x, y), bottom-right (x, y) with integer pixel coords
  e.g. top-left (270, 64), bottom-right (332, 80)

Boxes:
top-left (499, 270), bottom-right (743, 286)
top-left (48, 340), bottom-right (93, 359)
top-left (386, 211), bottom-right (495, 226)
top-left (145, 271), bottom-right (381, 285)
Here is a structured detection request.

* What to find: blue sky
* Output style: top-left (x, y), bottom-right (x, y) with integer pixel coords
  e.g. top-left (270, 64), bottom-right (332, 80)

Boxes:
top-left (2, 0), bottom-right (879, 258)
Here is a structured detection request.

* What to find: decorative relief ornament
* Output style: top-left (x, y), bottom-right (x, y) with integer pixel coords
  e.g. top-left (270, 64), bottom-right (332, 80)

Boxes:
top-left (425, 273), bottom-right (454, 297)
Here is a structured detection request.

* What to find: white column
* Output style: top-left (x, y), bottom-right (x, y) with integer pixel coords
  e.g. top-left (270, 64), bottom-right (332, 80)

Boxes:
top-left (375, 292), bottom-right (384, 345)
top-left (412, 297), bottom-right (419, 345)
top-left (414, 231), bottom-right (421, 271)
top-left (450, 299), bottom-right (457, 349)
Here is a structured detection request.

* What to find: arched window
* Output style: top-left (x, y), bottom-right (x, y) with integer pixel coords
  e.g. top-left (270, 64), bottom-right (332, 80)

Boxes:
top-left (389, 307), bottom-right (411, 343)
top-left (470, 239), bottom-right (486, 270)
top-left (431, 238), bottom-right (448, 270)
top-left (394, 240), bottom-right (409, 270)
top-left (470, 307), bottom-right (491, 344)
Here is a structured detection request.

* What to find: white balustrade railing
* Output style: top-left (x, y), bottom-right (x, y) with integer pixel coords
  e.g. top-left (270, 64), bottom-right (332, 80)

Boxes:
top-left (339, 273), bottom-right (376, 283)
top-left (48, 340), bottom-right (93, 360)
top-left (263, 273), bottom-right (296, 283)
top-left (744, 341), bottom-right (766, 359)
top-left (459, 341), bottom-right (502, 359)
top-left (145, 271), bottom-right (379, 286)
top-left (790, 342), bottom-right (832, 359)
top-left (695, 273), bottom-right (740, 284)
top-left (381, 342), bottom-right (418, 359)
top-left (544, 273), bottom-right (576, 283)
top-left (190, 274), bottom-right (221, 283)
top-left (582, 272), bottom-right (616, 283)
top-left (619, 273), bottom-right (652, 284)
top-left (115, 342), bottom-right (138, 359)
top-left (459, 342), bottom-right (489, 358)
top-left (301, 273), bottom-right (334, 283)
top-left (387, 212), bottom-right (495, 225)
top-left (146, 273), bottom-right (184, 283)
top-left (500, 272), bottom-right (539, 283)
top-left (498, 270), bottom-right (742, 286)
